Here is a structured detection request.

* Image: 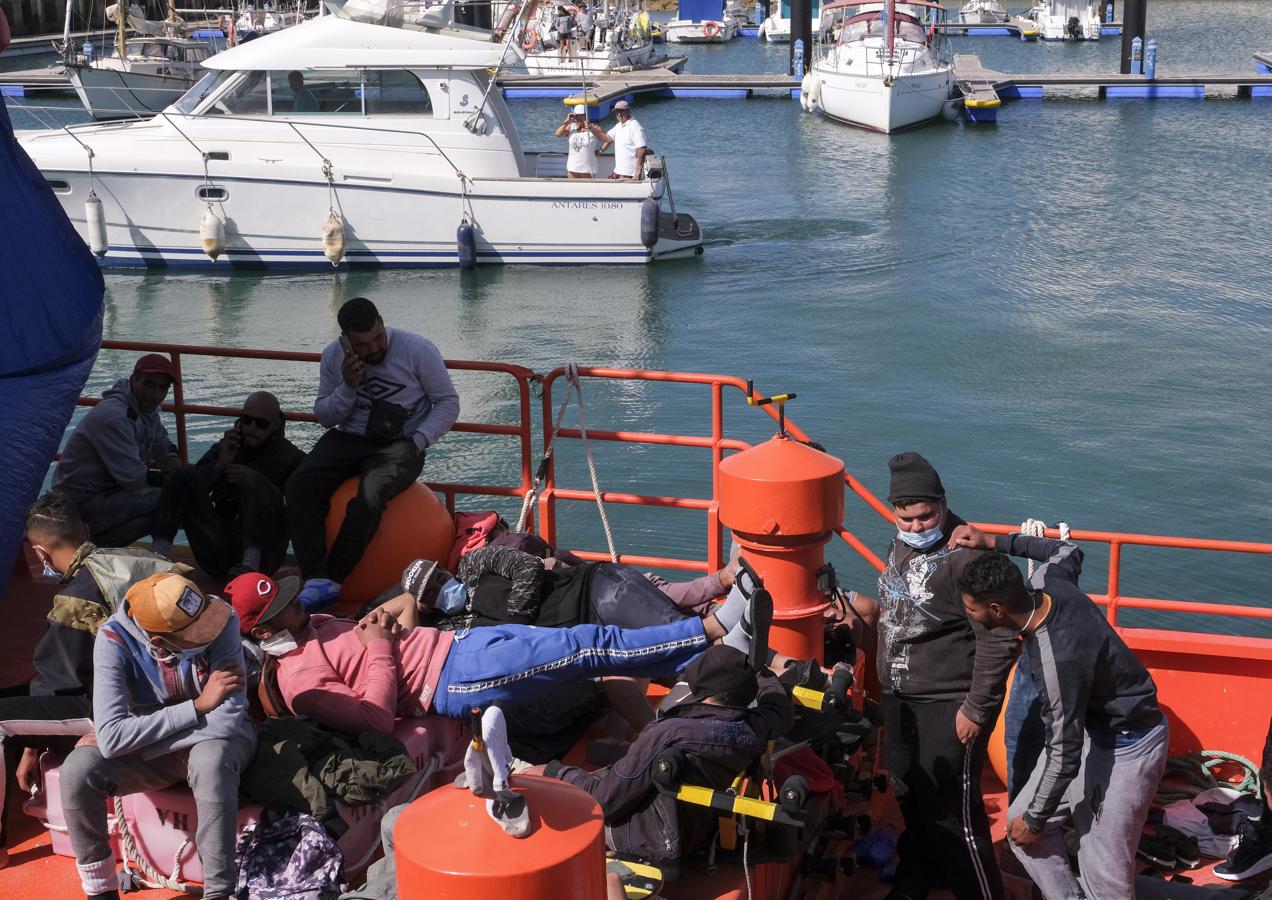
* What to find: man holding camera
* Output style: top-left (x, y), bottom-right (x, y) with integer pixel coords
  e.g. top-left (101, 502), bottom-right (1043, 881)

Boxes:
top-left (286, 298), bottom-right (460, 610)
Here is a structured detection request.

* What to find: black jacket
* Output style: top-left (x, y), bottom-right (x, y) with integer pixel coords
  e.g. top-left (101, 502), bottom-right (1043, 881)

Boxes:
top-left (196, 429), bottom-right (305, 513)
top-left (553, 672), bottom-right (793, 861)
top-left (876, 510), bottom-right (1017, 724)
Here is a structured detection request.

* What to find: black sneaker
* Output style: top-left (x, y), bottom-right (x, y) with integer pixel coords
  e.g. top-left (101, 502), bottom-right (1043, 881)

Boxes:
top-left (1158, 824), bottom-right (1201, 869)
top-left (1136, 831), bottom-right (1176, 869)
top-left (1215, 816), bottom-right (1272, 881)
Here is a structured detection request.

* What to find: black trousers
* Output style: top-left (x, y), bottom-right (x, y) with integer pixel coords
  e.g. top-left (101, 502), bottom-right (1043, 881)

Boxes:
top-left (0, 691), bottom-right (93, 845)
top-left (882, 691), bottom-right (1005, 900)
top-left (154, 467), bottom-right (289, 580)
top-left (285, 430), bottom-right (424, 582)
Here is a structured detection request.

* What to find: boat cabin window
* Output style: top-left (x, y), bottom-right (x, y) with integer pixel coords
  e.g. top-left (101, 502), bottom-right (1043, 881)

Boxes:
top-left (175, 70), bottom-right (226, 114)
top-left (838, 10), bottom-right (925, 43)
top-left (267, 69), bottom-right (434, 116)
top-left (363, 70), bottom-right (432, 115)
top-left (131, 41), bottom-right (183, 60)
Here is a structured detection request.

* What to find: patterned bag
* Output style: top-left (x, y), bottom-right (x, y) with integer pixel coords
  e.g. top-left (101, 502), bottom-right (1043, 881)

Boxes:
top-left (234, 813), bottom-right (347, 900)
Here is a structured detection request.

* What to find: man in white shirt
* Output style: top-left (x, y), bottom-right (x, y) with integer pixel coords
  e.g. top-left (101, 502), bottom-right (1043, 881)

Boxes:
top-left (605, 100), bottom-right (647, 180)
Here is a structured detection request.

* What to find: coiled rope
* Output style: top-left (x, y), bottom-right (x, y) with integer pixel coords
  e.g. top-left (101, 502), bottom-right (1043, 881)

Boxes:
top-left (1020, 518), bottom-right (1070, 577)
top-left (1154, 750), bottom-right (1262, 805)
top-left (113, 794), bottom-right (197, 892)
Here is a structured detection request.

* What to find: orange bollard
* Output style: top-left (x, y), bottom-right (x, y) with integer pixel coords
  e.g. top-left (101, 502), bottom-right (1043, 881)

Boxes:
top-left (394, 776), bottom-right (606, 900)
top-left (718, 435), bottom-right (845, 662)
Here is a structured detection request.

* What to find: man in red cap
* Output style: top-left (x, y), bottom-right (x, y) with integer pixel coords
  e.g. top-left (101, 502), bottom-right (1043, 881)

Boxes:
top-left (53, 354), bottom-right (181, 547)
top-left (60, 572), bottom-right (252, 900)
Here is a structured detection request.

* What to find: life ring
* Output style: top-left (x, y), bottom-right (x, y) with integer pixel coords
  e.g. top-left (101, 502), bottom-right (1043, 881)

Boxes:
top-left (703, 21), bottom-right (721, 37)
top-left (523, 29), bottom-right (540, 50)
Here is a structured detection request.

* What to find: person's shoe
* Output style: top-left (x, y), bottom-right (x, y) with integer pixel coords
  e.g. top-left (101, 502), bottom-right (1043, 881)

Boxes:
top-left (1136, 831), bottom-right (1177, 869)
top-left (298, 578), bottom-right (341, 612)
top-left (1215, 816), bottom-right (1272, 881)
top-left (1158, 824), bottom-right (1201, 869)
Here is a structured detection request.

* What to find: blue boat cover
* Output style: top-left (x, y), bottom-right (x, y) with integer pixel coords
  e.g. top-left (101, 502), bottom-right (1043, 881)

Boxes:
top-left (679, 0), bottom-right (726, 22)
top-left (0, 98), bottom-right (104, 599)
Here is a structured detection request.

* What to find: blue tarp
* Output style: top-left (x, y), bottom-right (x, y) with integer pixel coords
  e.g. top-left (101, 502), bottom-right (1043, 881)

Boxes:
top-left (779, 0), bottom-right (822, 17)
top-left (678, 0), bottom-right (727, 22)
top-left (0, 98), bottom-right (104, 598)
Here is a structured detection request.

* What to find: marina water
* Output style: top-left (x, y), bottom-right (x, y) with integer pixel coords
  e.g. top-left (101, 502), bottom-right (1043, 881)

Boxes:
top-left (8, 0), bottom-right (1270, 635)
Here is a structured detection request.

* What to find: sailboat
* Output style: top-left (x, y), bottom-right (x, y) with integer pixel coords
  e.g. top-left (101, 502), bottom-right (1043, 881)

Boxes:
top-left (804, 0), bottom-right (953, 133)
top-left (515, 0), bottom-right (660, 75)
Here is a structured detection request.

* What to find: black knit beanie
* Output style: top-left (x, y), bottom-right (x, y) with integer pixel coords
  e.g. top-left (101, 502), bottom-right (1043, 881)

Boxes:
top-left (887, 452), bottom-right (946, 505)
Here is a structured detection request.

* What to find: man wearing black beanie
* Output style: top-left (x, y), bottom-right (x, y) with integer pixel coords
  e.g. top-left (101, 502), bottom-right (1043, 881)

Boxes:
top-left (874, 452), bottom-right (1016, 900)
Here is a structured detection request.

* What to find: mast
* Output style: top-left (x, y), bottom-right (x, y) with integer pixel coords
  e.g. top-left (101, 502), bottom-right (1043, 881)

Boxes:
top-left (885, 0), bottom-right (894, 57)
top-left (116, 0), bottom-right (127, 60)
top-left (62, 0), bottom-right (74, 62)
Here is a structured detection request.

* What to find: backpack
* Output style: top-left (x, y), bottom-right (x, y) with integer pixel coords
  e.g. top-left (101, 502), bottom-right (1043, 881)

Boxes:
top-left (446, 510), bottom-right (505, 570)
top-left (234, 813), bottom-right (347, 900)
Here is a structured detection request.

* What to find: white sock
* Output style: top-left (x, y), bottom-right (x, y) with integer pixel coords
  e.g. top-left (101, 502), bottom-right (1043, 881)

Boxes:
top-left (722, 618), bottom-right (753, 656)
top-left (77, 855), bottom-right (119, 895)
top-left (714, 583), bottom-right (747, 633)
top-left (480, 707), bottom-right (513, 794)
top-left (487, 791), bottom-right (530, 838)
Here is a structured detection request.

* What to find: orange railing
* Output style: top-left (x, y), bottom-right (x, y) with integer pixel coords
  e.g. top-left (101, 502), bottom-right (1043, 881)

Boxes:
top-left (77, 343), bottom-right (1272, 630)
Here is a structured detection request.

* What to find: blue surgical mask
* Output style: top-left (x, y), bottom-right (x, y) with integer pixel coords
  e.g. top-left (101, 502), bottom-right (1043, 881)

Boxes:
top-left (43, 561), bottom-right (62, 579)
top-left (897, 525), bottom-right (944, 550)
top-left (437, 577), bottom-right (468, 616)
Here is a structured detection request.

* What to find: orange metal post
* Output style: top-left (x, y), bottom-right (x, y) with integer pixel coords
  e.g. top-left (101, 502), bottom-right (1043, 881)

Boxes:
top-left (718, 435), bottom-right (846, 662)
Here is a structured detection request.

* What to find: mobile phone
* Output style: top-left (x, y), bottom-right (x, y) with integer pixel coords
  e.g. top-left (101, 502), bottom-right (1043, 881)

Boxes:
top-left (339, 335), bottom-right (354, 357)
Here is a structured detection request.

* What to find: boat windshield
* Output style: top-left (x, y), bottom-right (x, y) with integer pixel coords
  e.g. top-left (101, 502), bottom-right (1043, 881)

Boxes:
top-left (173, 70), bottom-right (227, 113)
top-left (838, 10), bottom-right (926, 43)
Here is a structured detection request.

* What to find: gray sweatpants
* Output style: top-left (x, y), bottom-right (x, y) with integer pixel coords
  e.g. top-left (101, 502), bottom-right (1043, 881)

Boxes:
top-left (62, 738), bottom-right (253, 898)
top-left (1009, 719), bottom-right (1169, 900)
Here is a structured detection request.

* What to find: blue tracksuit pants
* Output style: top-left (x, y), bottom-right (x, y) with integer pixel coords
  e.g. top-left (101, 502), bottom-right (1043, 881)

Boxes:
top-left (432, 617), bottom-right (709, 719)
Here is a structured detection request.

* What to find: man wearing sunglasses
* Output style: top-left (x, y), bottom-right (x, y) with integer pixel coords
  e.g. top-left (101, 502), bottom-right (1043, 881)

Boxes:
top-left (151, 391), bottom-right (305, 580)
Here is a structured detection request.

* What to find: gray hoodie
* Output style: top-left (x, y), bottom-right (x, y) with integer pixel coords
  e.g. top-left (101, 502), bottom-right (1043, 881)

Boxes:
top-left (54, 377), bottom-right (175, 499)
top-left (93, 600), bottom-right (255, 761)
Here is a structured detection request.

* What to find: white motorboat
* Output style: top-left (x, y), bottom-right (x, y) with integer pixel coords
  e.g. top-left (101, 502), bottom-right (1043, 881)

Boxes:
top-left (664, 0), bottom-right (742, 43)
top-left (67, 36), bottom-right (221, 120)
top-left (18, 0), bottom-right (704, 269)
top-left (234, 1), bottom-right (309, 38)
top-left (515, 1), bottom-right (659, 75)
top-left (804, 0), bottom-right (954, 133)
top-left (957, 0), bottom-right (1007, 24)
top-left (757, 0), bottom-right (822, 42)
top-left (1025, 0), bottom-right (1101, 39)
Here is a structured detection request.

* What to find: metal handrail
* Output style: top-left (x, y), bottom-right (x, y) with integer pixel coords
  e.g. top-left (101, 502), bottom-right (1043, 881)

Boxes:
top-left (69, 341), bottom-right (1272, 629)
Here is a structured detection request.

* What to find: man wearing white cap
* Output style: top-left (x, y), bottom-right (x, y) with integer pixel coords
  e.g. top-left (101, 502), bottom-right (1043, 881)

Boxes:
top-left (606, 100), bottom-right (647, 180)
top-left (59, 573), bottom-right (254, 900)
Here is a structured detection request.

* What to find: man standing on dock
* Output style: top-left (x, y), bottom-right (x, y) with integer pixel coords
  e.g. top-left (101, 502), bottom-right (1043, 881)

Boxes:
top-left (954, 525), bottom-right (1167, 900)
top-left (285, 298), bottom-right (460, 611)
top-left (874, 452), bottom-right (1014, 900)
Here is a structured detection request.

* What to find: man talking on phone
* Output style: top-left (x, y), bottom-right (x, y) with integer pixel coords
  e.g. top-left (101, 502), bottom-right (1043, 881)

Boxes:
top-left (286, 298), bottom-right (460, 611)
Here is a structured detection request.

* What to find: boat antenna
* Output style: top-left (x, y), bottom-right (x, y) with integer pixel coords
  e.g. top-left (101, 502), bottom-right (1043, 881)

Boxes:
top-left (465, 0), bottom-right (535, 133)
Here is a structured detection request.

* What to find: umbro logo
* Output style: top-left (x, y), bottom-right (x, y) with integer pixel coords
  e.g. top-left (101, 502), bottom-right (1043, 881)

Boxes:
top-left (362, 376), bottom-right (406, 402)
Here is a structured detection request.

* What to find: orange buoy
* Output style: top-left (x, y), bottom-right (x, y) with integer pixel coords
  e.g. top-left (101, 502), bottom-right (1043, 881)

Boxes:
top-left (986, 662), bottom-right (1018, 787)
top-left (395, 776), bottom-right (606, 900)
top-left (718, 435), bottom-right (846, 661)
top-left (323, 478), bottom-right (456, 605)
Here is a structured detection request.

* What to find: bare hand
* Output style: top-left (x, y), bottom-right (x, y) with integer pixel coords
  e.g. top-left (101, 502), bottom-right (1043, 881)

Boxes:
top-left (358, 610), bottom-right (397, 644)
top-left (217, 428), bottom-right (241, 468)
top-left (954, 708), bottom-right (982, 745)
top-left (194, 665), bottom-right (245, 715)
top-left (16, 746), bottom-right (41, 792)
top-left (224, 463), bottom-right (248, 484)
top-left (1007, 815), bottom-right (1041, 847)
top-left (340, 353), bottom-right (365, 389)
top-left (950, 523), bottom-right (994, 551)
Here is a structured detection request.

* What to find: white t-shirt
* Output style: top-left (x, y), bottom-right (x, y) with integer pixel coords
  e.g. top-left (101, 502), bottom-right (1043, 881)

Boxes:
top-left (566, 128), bottom-right (598, 174)
top-left (608, 117), bottom-right (647, 177)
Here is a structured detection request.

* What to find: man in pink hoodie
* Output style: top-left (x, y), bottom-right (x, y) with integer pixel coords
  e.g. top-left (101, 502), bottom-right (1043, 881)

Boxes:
top-left (225, 570), bottom-right (767, 733)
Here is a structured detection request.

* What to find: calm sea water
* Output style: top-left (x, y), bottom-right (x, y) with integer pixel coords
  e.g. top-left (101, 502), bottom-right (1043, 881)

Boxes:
top-left (8, 1), bottom-right (1271, 634)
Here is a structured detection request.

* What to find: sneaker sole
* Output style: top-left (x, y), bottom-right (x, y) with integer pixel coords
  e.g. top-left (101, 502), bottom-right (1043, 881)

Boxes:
top-left (1215, 853), bottom-right (1272, 881)
top-left (1136, 849), bottom-right (1175, 869)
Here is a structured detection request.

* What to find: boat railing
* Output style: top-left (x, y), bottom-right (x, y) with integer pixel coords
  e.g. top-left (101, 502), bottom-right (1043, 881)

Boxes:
top-left (66, 342), bottom-right (1272, 631)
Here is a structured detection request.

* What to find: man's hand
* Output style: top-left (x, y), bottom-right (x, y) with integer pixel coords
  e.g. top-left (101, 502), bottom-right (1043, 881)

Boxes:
top-left (194, 665), bottom-right (245, 715)
top-left (1007, 815), bottom-right (1041, 847)
top-left (950, 523), bottom-right (994, 551)
top-left (357, 609), bottom-right (398, 645)
top-left (16, 746), bottom-right (41, 793)
top-left (954, 708), bottom-right (982, 745)
top-left (224, 463), bottom-right (248, 484)
top-left (216, 428), bottom-right (241, 470)
top-left (341, 353), bottom-right (365, 389)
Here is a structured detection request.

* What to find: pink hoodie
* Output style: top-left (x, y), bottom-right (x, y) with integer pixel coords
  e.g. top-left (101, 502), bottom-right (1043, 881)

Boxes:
top-left (276, 615), bottom-right (454, 733)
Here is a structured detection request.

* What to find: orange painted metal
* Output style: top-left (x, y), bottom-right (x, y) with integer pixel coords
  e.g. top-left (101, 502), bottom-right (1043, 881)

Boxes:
top-left (394, 775), bottom-right (605, 900)
top-left (718, 436), bottom-right (846, 662)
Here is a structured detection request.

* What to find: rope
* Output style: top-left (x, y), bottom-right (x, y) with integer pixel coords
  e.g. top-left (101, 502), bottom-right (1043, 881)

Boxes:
top-left (1020, 518), bottom-right (1070, 578)
top-left (112, 795), bottom-right (197, 893)
top-left (739, 816), bottom-right (753, 900)
top-left (514, 372), bottom-right (577, 533)
top-left (1154, 751), bottom-right (1262, 805)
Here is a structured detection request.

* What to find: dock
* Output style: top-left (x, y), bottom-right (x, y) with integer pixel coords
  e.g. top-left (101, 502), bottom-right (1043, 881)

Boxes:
top-left (0, 65), bottom-right (72, 96)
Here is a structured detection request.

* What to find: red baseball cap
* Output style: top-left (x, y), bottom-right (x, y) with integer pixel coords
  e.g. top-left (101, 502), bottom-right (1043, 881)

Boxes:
top-left (224, 572), bottom-right (300, 634)
top-left (133, 353), bottom-right (177, 380)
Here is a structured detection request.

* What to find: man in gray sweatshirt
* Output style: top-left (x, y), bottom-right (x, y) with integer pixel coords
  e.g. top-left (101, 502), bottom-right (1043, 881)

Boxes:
top-left (60, 572), bottom-right (253, 900)
top-left (52, 354), bottom-right (181, 547)
top-left (286, 297), bottom-right (460, 610)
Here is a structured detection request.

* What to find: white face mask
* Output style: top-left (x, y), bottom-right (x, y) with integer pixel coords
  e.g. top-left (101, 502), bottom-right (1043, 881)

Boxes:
top-left (145, 637), bottom-right (209, 665)
top-left (897, 525), bottom-right (944, 550)
top-left (258, 629), bottom-right (300, 657)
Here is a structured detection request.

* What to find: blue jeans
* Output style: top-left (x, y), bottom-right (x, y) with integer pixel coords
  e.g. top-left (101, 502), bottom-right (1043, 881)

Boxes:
top-left (433, 618), bottom-right (709, 719)
top-left (1005, 648), bottom-right (1045, 801)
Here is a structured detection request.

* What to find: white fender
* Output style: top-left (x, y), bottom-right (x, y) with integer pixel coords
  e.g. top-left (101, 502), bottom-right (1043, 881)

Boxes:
top-left (799, 73), bottom-right (813, 111)
top-left (199, 206), bottom-right (225, 261)
top-left (807, 73), bottom-right (822, 108)
top-left (84, 192), bottom-right (108, 258)
top-left (321, 210), bottom-right (346, 266)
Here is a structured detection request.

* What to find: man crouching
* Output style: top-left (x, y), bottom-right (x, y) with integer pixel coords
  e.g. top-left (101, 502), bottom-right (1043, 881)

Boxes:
top-left (61, 573), bottom-right (254, 900)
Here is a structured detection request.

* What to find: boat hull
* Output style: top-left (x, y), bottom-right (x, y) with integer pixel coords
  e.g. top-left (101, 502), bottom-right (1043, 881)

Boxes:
top-left (664, 20), bottom-right (740, 43)
top-left (518, 41), bottom-right (659, 75)
top-left (67, 65), bottom-right (195, 121)
top-left (813, 66), bottom-right (951, 133)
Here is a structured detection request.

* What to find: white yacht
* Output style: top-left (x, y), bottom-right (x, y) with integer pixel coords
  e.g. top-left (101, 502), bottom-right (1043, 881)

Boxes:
top-left (664, 0), bottom-right (743, 43)
top-left (1025, 0), bottom-right (1101, 39)
top-left (516, 2), bottom-right (659, 75)
top-left (957, 0), bottom-right (1008, 24)
top-left (17, 0), bottom-right (703, 268)
top-left (67, 36), bottom-right (220, 120)
top-left (804, 0), bottom-right (953, 133)
top-left (757, 0), bottom-right (821, 42)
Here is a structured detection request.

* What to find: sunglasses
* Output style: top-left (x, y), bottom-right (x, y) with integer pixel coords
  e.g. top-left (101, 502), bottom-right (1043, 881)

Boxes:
top-left (238, 413), bottom-right (274, 430)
